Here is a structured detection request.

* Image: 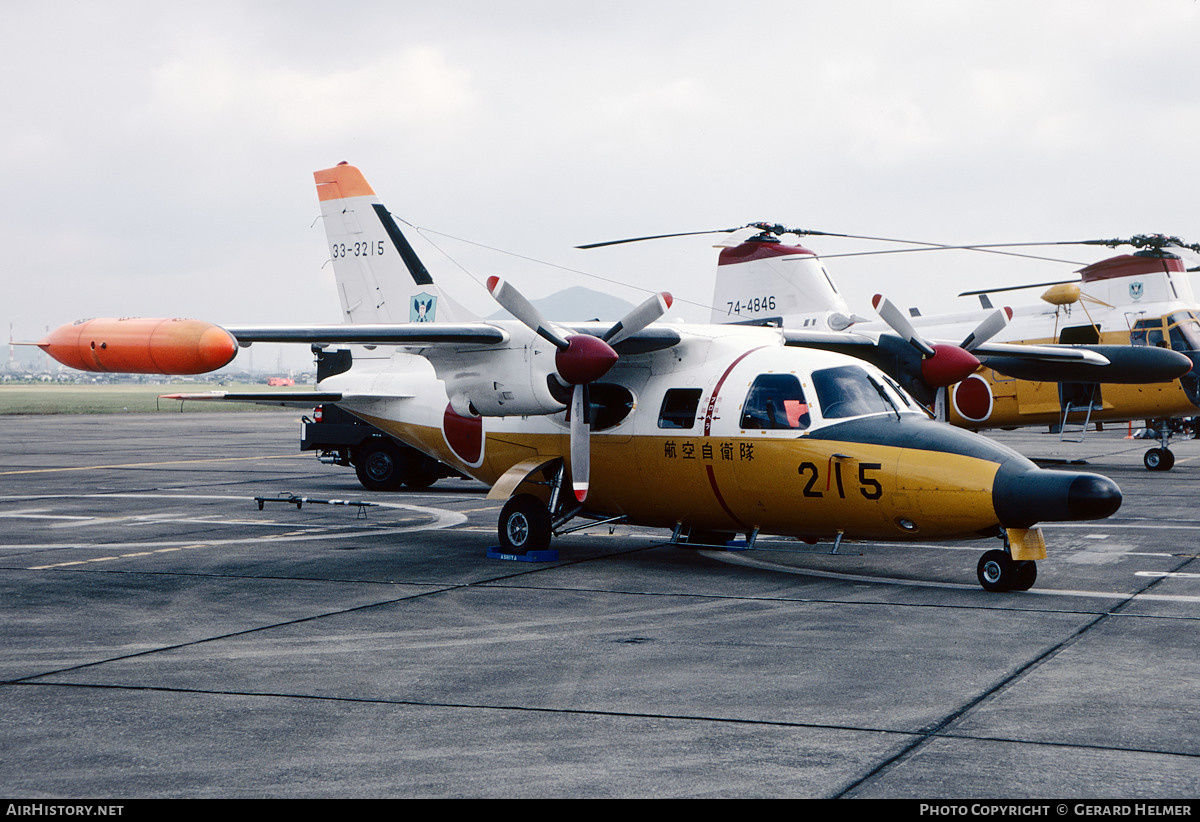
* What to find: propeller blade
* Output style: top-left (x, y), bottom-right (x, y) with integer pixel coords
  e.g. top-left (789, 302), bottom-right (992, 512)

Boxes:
top-left (603, 292), bottom-right (673, 346)
top-left (570, 383), bottom-right (590, 503)
top-left (486, 276), bottom-right (570, 350)
top-left (959, 307), bottom-right (1014, 352)
top-left (871, 295), bottom-right (936, 357)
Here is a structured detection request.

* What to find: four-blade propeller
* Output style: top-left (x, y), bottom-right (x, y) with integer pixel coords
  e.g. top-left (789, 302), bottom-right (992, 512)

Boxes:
top-left (486, 276), bottom-right (672, 503)
top-left (871, 295), bottom-right (1011, 388)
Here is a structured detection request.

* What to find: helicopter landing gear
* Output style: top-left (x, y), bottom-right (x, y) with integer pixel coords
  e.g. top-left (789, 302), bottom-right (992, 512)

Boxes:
top-left (1144, 447), bottom-right (1175, 471)
top-left (1143, 420), bottom-right (1176, 471)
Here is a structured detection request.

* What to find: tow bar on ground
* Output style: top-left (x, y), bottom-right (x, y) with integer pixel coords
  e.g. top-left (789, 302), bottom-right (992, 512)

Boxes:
top-left (254, 493), bottom-right (379, 518)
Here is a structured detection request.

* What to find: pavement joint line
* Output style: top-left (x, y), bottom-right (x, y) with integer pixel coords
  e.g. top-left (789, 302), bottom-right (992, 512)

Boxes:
top-left (6, 680), bottom-right (1198, 765)
top-left (833, 553), bottom-right (1200, 797)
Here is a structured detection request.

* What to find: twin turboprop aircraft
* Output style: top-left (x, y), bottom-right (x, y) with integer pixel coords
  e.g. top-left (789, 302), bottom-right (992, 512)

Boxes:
top-left (37, 164), bottom-right (1146, 592)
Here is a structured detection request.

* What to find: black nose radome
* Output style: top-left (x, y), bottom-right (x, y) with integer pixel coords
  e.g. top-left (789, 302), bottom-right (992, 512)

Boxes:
top-left (1066, 474), bottom-right (1123, 521)
top-left (993, 467), bottom-right (1122, 528)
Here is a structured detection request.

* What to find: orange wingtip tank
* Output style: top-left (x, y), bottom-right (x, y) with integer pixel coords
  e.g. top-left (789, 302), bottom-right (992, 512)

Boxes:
top-left (38, 318), bottom-right (238, 375)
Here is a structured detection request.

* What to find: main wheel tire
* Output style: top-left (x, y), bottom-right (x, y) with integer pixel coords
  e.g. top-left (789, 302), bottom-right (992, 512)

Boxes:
top-left (498, 494), bottom-right (552, 554)
top-left (977, 549), bottom-right (1015, 592)
top-left (1144, 448), bottom-right (1175, 471)
top-left (354, 440), bottom-right (409, 491)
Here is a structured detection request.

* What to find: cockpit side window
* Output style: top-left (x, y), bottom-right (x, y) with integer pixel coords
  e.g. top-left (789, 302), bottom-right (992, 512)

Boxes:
top-left (658, 388), bottom-right (703, 429)
top-left (740, 374), bottom-right (810, 430)
top-left (811, 365), bottom-right (892, 419)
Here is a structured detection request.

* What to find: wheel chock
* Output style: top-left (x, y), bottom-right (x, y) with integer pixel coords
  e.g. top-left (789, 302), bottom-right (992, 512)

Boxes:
top-left (487, 547), bottom-right (560, 562)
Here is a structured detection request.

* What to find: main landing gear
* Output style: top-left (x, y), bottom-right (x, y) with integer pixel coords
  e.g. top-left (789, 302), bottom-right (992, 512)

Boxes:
top-left (498, 494), bottom-right (553, 554)
top-left (495, 461), bottom-right (626, 556)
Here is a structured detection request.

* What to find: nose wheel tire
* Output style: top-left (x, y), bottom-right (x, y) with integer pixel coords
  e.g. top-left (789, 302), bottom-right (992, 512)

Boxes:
top-left (499, 494), bottom-right (552, 554)
top-left (977, 549), bottom-right (1037, 592)
top-left (1144, 447), bottom-right (1175, 471)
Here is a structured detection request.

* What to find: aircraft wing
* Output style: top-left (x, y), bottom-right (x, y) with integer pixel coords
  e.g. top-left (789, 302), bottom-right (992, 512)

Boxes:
top-left (972, 343), bottom-right (1192, 384)
top-left (158, 391), bottom-right (348, 408)
top-left (970, 342), bottom-right (1109, 365)
top-left (225, 323), bottom-right (682, 355)
top-left (223, 324), bottom-right (510, 346)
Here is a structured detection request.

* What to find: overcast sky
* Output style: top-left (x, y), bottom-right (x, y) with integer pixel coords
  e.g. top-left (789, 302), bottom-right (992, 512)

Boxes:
top-left (3, 1), bottom-right (1199, 369)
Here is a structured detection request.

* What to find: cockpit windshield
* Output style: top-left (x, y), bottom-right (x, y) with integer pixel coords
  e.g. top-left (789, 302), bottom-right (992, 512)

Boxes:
top-left (1168, 313), bottom-right (1200, 351)
top-left (811, 365), bottom-right (894, 419)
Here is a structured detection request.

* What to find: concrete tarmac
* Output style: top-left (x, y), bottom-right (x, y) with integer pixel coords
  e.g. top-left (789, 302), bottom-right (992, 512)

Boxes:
top-left (0, 412), bottom-right (1197, 799)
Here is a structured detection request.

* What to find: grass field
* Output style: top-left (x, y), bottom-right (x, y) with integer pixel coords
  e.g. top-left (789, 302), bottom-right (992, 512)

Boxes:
top-left (0, 383), bottom-right (300, 415)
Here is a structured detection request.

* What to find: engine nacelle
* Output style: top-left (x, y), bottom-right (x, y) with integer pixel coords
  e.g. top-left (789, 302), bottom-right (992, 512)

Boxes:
top-left (440, 347), bottom-right (567, 417)
top-left (38, 318), bottom-right (238, 374)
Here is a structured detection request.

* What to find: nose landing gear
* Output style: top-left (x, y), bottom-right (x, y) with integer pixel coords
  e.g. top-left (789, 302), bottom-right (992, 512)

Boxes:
top-left (977, 527), bottom-right (1044, 592)
top-left (977, 549), bottom-right (1038, 592)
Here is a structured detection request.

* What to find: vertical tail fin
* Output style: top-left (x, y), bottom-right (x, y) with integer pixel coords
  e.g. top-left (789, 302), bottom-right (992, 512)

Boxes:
top-left (711, 238), bottom-right (858, 331)
top-left (314, 163), bottom-right (478, 324)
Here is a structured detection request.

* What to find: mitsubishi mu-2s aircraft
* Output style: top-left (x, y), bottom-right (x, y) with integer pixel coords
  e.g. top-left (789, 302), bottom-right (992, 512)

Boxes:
top-left (34, 164), bottom-right (1134, 592)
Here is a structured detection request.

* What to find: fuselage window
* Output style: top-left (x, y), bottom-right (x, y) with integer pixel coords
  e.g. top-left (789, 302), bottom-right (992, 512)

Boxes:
top-left (658, 388), bottom-right (703, 429)
top-left (740, 374), bottom-right (811, 430)
top-left (811, 365), bottom-right (891, 419)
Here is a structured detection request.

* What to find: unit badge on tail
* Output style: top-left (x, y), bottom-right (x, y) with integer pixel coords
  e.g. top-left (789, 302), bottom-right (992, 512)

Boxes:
top-left (411, 293), bottom-right (437, 322)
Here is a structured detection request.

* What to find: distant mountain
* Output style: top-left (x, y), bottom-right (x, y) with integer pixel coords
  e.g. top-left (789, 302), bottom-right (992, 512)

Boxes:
top-left (487, 286), bottom-right (636, 322)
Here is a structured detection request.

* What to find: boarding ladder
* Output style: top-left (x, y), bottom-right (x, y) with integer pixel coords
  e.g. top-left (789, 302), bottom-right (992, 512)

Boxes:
top-left (1057, 400), bottom-right (1094, 443)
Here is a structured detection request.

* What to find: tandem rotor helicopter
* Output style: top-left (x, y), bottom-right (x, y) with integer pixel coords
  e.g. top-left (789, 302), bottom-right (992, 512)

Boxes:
top-left (33, 164), bottom-right (1190, 592)
top-left (581, 223), bottom-right (1200, 471)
